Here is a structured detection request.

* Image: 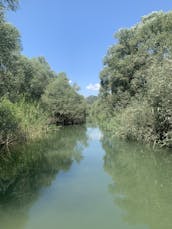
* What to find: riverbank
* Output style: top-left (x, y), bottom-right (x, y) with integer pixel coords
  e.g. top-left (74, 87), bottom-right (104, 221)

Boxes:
top-left (0, 98), bottom-right (49, 148)
top-left (94, 11), bottom-right (172, 149)
top-left (89, 104), bottom-right (172, 149)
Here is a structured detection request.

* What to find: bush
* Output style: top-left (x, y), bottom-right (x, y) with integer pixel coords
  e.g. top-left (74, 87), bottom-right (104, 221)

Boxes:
top-left (114, 100), bottom-right (156, 143)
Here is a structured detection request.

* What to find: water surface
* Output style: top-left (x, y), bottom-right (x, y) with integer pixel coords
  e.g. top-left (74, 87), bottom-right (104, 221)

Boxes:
top-left (0, 126), bottom-right (172, 229)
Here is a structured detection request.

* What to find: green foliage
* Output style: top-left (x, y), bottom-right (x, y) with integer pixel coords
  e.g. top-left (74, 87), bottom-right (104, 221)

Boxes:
top-left (100, 11), bottom-right (172, 106)
top-left (89, 97), bottom-right (114, 123)
top-left (111, 100), bottom-right (155, 143)
top-left (86, 95), bottom-right (98, 117)
top-left (0, 98), bottom-right (21, 146)
top-left (146, 60), bottom-right (172, 147)
top-left (0, 21), bottom-right (20, 66)
top-left (0, 20), bottom-right (51, 145)
top-left (0, 97), bottom-right (49, 147)
top-left (42, 73), bottom-right (86, 125)
top-left (28, 57), bottom-right (56, 100)
top-left (0, 55), bottom-right (56, 101)
top-left (97, 11), bottom-right (172, 147)
top-left (86, 95), bottom-right (98, 105)
top-left (0, 9), bottom-right (87, 147)
top-left (12, 98), bottom-right (49, 139)
top-left (0, 19), bottom-right (21, 100)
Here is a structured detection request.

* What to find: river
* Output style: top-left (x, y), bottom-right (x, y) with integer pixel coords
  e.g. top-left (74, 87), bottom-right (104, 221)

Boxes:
top-left (0, 125), bottom-right (172, 229)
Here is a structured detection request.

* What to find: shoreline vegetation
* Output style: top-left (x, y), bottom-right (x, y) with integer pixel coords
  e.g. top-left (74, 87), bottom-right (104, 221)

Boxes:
top-left (0, 0), bottom-right (172, 150)
top-left (90, 11), bottom-right (172, 148)
top-left (0, 1), bottom-right (86, 149)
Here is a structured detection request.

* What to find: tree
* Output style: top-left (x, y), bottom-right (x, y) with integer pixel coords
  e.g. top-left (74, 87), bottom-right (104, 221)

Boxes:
top-left (86, 95), bottom-right (97, 105)
top-left (41, 73), bottom-right (86, 125)
top-left (0, 21), bottom-right (21, 68)
top-left (28, 57), bottom-right (56, 100)
top-left (146, 60), bottom-right (172, 146)
top-left (0, 19), bottom-right (21, 99)
top-left (100, 11), bottom-right (172, 109)
top-left (97, 11), bottom-right (172, 147)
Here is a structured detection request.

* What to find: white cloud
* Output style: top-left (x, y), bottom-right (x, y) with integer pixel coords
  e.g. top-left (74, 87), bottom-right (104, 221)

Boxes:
top-left (86, 83), bottom-right (100, 91)
top-left (69, 80), bottom-right (72, 84)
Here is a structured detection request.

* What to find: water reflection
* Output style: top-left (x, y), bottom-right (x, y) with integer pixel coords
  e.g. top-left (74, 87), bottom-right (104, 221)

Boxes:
top-left (0, 125), bottom-right (88, 229)
top-left (102, 132), bottom-right (172, 229)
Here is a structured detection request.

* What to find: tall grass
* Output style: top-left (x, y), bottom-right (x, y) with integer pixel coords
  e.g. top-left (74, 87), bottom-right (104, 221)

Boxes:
top-left (0, 98), bottom-right (49, 147)
top-left (13, 99), bottom-right (49, 140)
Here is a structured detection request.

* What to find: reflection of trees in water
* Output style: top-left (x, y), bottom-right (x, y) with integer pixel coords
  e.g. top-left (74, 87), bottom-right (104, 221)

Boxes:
top-left (102, 132), bottom-right (172, 229)
top-left (0, 125), bottom-right (88, 229)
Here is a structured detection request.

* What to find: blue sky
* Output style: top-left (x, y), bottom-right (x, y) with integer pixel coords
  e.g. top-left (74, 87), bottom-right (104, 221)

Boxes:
top-left (7, 0), bottom-right (172, 96)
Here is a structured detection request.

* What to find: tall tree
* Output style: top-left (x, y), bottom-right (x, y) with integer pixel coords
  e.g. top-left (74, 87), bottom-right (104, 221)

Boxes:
top-left (98, 11), bottom-right (172, 147)
top-left (0, 18), bottom-right (21, 98)
top-left (100, 11), bottom-right (172, 109)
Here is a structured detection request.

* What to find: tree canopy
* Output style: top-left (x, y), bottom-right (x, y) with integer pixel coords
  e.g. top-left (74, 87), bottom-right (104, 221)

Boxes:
top-left (0, 4), bottom-right (87, 147)
top-left (96, 11), bottom-right (172, 147)
top-left (42, 73), bottom-right (86, 125)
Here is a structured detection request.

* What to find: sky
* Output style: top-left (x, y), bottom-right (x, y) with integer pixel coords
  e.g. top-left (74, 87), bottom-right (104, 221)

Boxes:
top-left (6, 0), bottom-right (172, 96)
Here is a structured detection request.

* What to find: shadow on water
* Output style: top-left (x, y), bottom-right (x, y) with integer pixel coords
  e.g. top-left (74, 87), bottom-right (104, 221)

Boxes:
top-left (102, 131), bottom-right (172, 229)
top-left (0, 125), bottom-right (88, 229)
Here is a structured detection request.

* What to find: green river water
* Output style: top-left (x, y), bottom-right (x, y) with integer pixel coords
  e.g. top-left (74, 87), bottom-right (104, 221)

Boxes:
top-left (0, 125), bottom-right (172, 229)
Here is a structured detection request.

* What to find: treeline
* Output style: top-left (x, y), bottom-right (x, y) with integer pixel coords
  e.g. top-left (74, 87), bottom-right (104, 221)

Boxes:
top-left (91, 11), bottom-right (172, 148)
top-left (0, 0), bottom-right (86, 147)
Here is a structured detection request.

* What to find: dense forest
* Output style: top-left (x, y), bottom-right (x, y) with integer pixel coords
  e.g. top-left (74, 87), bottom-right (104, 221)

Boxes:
top-left (91, 11), bottom-right (172, 148)
top-left (0, 0), bottom-right (86, 147)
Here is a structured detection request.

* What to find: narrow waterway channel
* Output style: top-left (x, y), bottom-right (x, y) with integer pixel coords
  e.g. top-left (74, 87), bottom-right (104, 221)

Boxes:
top-left (0, 125), bottom-right (172, 229)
